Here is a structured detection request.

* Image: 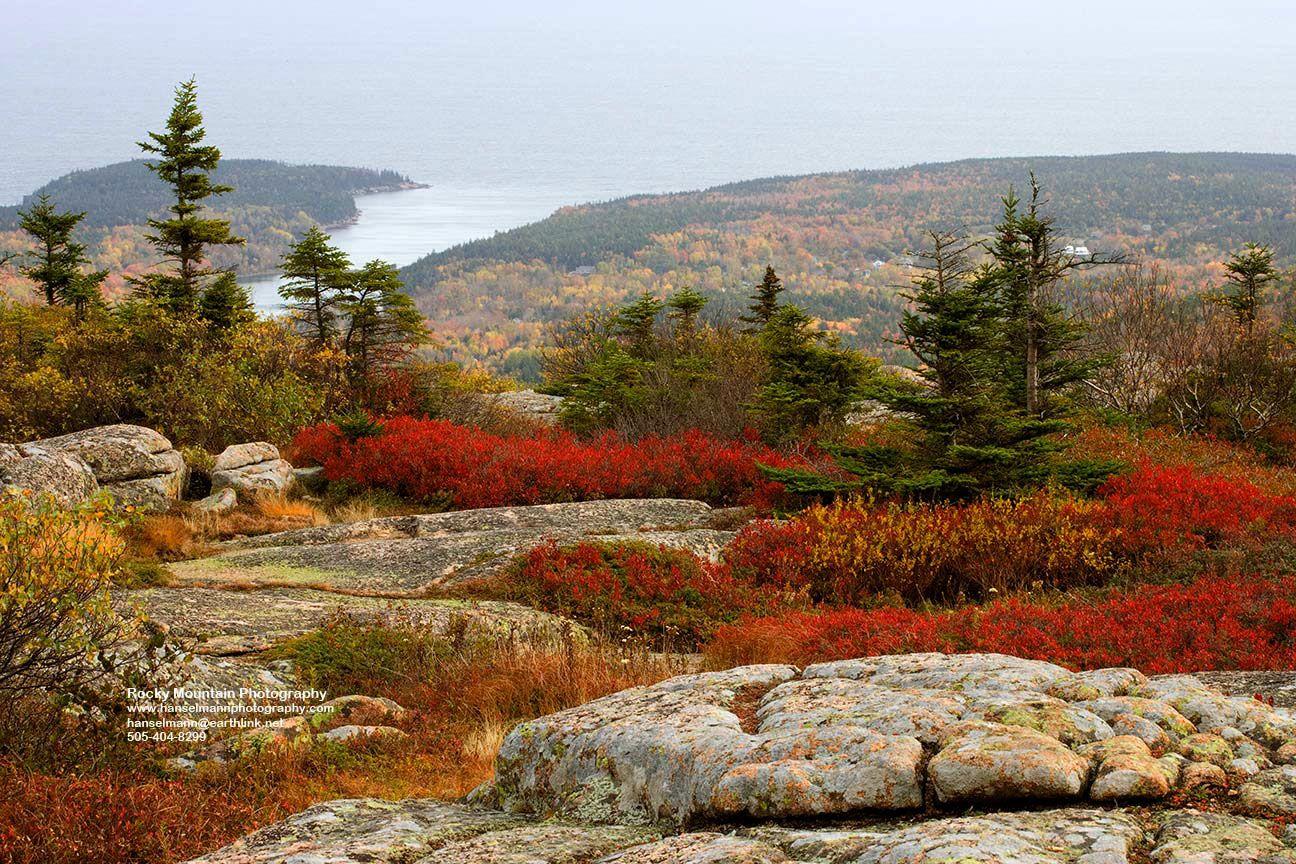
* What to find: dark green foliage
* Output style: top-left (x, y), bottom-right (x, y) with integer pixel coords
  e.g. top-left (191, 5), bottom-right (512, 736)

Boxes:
top-left (666, 286), bottom-right (706, 336)
top-left (339, 260), bottom-right (429, 403)
top-left (17, 195), bottom-right (106, 314)
top-left (987, 177), bottom-right (1111, 417)
top-left (198, 272), bottom-right (253, 330)
top-left (741, 266), bottom-right (784, 329)
top-left (771, 189), bottom-right (1119, 501)
top-left (751, 305), bottom-right (871, 443)
top-left (614, 293), bottom-right (665, 352)
top-left (280, 226), bottom-right (351, 346)
top-left (333, 408), bottom-right (386, 442)
top-left (0, 161), bottom-right (409, 231)
top-left (131, 79), bottom-right (245, 312)
top-left (1216, 243), bottom-right (1280, 331)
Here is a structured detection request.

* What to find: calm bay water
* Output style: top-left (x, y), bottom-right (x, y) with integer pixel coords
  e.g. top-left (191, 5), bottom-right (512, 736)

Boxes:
top-left (240, 185), bottom-right (571, 309)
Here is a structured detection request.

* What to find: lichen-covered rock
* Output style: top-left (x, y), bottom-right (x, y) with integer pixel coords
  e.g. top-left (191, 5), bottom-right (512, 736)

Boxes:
top-left (170, 498), bottom-right (735, 593)
top-left (0, 443), bottom-right (99, 505)
top-left (1238, 765), bottom-right (1296, 816)
top-left (485, 389), bottom-right (565, 424)
top-left (971, 692), bottom-right (1114, 745)
top-left (1142, 676), bottom-right (1296, 747)
top-left (755, 677), bottom-right (967, 745)
top-left (751, 809), bottom-right (1143, 864)
top-left (184, 799), bottom-right (657, 864)
top-left (193, 487), bottom-right (238, 514)
top-left (1179, 733), bottom-right (1236, 768)
top-left (803, 652), bottom-right (1072, 695)
top-left (602, 833), bottom-right (789, 864)
top-left (1078, 696), bottom-right (1197, 743)
top-left (1049, 667), bottom-right (1149, 701)
top-left (493, 653), bottom-right (1296, 826)
top-left (1180, 760), bottom-right (1228, 791)
top-left (123, 585), bottom-right (580, 654)
top-left (211, 441), bottom-right (294, 499)
top-left (319, 724), bottom-right (407, 743)
top-left (32, 424), bottom-right (186, 510)
top-left (1078, 735), bottom-right (1175, 801)
top-left (1151, 809), bottom-right (1296, 863)
top-left (1111, 711), bottom-right (1174, 754)
top-left (927, 720), bottom-right (1090, 805)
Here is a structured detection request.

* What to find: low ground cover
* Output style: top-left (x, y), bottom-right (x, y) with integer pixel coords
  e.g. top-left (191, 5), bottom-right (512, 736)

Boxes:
top-left (292, 417), bottom-right (803, 510)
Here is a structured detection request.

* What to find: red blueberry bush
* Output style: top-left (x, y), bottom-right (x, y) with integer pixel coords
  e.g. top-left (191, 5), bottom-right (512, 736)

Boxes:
top-left (705, 572), bottom-right (1296, 673)
top-left (293, 417), bottom-right (798, 510)
top-left (489, 540), bottom-right (789, 644)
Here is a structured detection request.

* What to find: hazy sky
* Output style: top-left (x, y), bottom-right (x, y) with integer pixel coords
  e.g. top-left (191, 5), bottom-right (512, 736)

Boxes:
top-left (4, 0), bottom-right (1296, 203)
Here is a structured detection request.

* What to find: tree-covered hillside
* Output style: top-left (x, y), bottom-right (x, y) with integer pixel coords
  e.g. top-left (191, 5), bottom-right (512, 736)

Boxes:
top-left (400, 152), bottom-right (1296, 374)
top-left (0, 160), bottom-right (417, 291)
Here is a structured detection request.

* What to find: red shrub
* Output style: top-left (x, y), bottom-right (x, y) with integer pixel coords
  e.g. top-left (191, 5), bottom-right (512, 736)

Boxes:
top-left (707, 573), bottom-right (1296, 673)
top-left (1098, 463), bottom-right (1296, 553)
top-left (293, 418), bottom-right (797, 510)
top-left (493, 541), bottom-right (788, 644)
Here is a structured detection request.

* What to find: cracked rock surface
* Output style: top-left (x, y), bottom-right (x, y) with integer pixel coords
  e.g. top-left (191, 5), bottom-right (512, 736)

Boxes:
top-left (124, 585), bottom-right (578, 655)
top-left (186, 653), bottom-right (1296, 864)
top-left (168, 498), bottom-right (734, 593)
top-left (484, 653), bottom-right (1296, 828)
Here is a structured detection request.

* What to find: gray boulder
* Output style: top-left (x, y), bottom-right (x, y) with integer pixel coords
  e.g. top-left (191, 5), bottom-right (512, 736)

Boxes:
top-left (486, 389), bottom-right (564, 424)
top-left (210, 441), bottom-right (294, 499)
top-left (33, 424), bottom-right (186, 510)
top-left (0, 442), bottom-right (99, 505)
top-left (192, 487), bottom-right (238, 515)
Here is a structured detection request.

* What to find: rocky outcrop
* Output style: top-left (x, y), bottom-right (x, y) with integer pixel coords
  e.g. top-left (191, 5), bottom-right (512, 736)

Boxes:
top-left (122, 585), bottom-right (582, 655)
top-left (0, 442), bottom-right (99, 505)
top-left (185, 801), bottom-right (1296, 863)
top-left (486, 389), bottom-right (564, 424)
top-left (167, 498), bottom-right (736, 594)
top-left (185, 653), bottom-right (1296, 864)
top-left (210, 441), bottom-right (294, 499)
top-left (32, 424), bottom-right (186, 510)
top-left (483, 653), bottom-right (1296, 828)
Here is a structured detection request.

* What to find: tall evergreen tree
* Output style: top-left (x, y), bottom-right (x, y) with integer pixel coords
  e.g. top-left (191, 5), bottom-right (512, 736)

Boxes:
top-left (1216, 243), bottom-right (1279, 333)
top-left (132, 78), bottom-right (244, 312)
top-left (741, 266), bottom-right (784, 330)
top-left (279, 226), bottom-right (351, 346)
top-left (985, 176), bottom-right (1109, 417)
top-left (767, 225), bottom-right (1116, 501)
top-left (17, 194), bottom-right (106, 316)
top-left (339, 260), bottom-right (429, 404)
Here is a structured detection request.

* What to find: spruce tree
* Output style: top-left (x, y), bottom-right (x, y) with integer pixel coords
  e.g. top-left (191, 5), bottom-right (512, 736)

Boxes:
top-left (199, 271), bottom-right (253, 330)
top-left (752, 305), bottom-right (868, 442)
top-left (133, 78), bottom-right (244, 312)
top-left (741, 266), bottom-right (784, 330)
top-left (666, 286), bottom-right (706, 337)
top-left (1217, 243), bottom-right (1279, 333)
top-left (339, 260), bottom-right (429, 405)
top-left (986, 176), bottom-right (1108, 417)
top-left (280, 226), bottom-right (351, 346)
top-left (17, 195), bottom-right (106, 316)
top-left (614, 293), bottom-right (664, 356)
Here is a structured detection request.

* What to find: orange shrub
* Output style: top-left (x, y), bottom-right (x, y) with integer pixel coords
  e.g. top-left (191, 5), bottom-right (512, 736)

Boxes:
top-left (726, 493), bottom-right (1118, 604)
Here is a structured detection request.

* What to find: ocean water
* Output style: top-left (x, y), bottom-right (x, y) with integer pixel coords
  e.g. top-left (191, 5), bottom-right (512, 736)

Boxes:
top-left (5, 0), bottom-right (1296, 288)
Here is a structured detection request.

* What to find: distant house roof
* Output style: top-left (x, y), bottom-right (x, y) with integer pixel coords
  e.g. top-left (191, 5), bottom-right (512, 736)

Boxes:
top-left (568, 265), bottom-right (597, 277)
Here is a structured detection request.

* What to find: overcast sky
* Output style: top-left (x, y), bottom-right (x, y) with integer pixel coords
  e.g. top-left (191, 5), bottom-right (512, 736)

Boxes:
top-left (4, 0), bottom-right (1295, 203)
